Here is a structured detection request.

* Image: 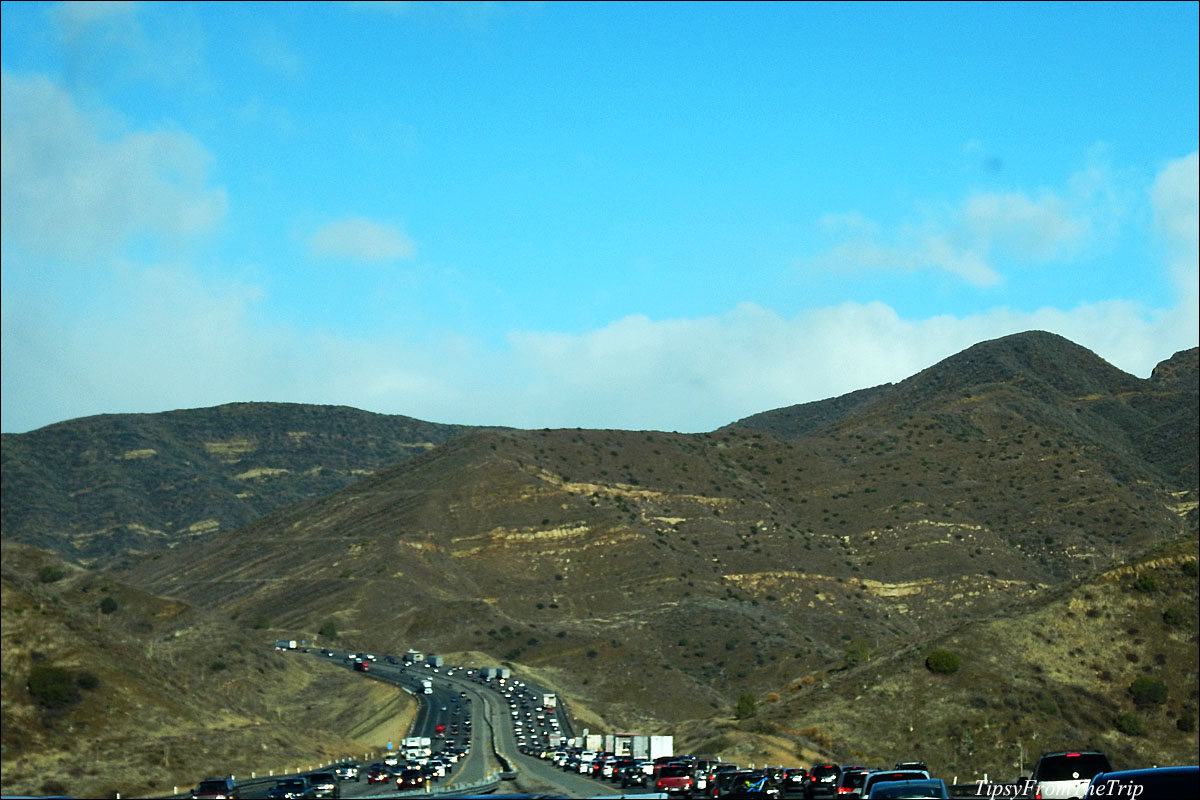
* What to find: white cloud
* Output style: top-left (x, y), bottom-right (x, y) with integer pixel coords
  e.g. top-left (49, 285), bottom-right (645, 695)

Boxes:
top-left (0, 70), bottom-right (227, 261)
top-left (3, 264), bottom-right (1194, 435)
top-left (1151, 152), bottom-right (1199, 308)
top-left (308, 217), bottom-right (416, 263)
top-left (807, 159), bottom-right (1111, 286)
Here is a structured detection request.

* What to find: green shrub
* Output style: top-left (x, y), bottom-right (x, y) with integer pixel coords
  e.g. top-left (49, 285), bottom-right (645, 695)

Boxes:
top-left (75, 671), bottom-right (101, 691)
top-left (98, 596), bottom-right (119, 614)
top-left (1177, 715), bottom-right (1196, 733)
top-left (1162, 607), bottom-right (1187, 626)
top-left (735, 691), bottom-right (758, 719)
top-left (1182, 561), bottom-right (1199, 577)
top-left (37, 565), bottom-right (66, 584)
top-left (1133, 575), bottom-right (1159, 593)
top-left (28, 666), bottom-right (79, 709)
top-left (1114, 712), bottom-right (1144, 736)
top-left (1128, 677), bottom-right (1167, 706)
top-left (844, 638), bottom-right (870, 667)
top-left (925, 649), bottom-right (961, 675)
top-left (318, 620), bottom-right (338, 639)
top-left (252, 615), bottom-right (271, 630)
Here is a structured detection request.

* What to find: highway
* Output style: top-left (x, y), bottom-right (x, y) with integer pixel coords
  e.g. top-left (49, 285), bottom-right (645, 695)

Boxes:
top-left (241, 648), bottom-right (633, 798)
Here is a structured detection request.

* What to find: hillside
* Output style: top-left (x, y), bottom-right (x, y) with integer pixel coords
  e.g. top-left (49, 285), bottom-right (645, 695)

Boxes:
top-left (0, 402), bottom-right (489, 563)
top-left (114, 334), bottom-right (1198, 746)
top-left (0, 539), bottom-right (415, 799)
top-left (4, 330), bottom-right (1196, 784)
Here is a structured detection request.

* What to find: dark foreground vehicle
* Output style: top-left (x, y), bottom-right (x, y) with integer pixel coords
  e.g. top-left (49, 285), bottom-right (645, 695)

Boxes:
top-left (192, 778), bottom-right (240, 799)
top-left (1087, 766), bottom-right (1198, 797)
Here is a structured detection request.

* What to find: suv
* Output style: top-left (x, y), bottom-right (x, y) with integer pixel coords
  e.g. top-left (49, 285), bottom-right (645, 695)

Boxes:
top-left (192, 778), bottom-right (240, 799)
top-left (860, 770), bottom-right (931, 799)
top-left (305, 771), bottom-right (340, 799)
top-left (807, 764), bottom-right (841, 799)
top-left (1031, 751), bottom-right (1113, 799)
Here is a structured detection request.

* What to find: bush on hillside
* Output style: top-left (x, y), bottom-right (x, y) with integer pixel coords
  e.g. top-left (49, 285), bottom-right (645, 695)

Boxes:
top-left (37, 565), bottom-right (66, 583)
top-left (28, 666), bottom-right (80, 709)
top-left (925, 649), bottom-right (961, 675)
top-left (98, 596), bottom-right (119, 614)
top-left (1162, 607), bottom-right (1187, 626)
top-left (1128, 677), bottom-right (1167, 706)
top-left (318, 620), bottom-right (338, 639)
top-left (1114, 712), bottom-right (1144, 736)
top-left (734, 691), bottom-right (758, 719)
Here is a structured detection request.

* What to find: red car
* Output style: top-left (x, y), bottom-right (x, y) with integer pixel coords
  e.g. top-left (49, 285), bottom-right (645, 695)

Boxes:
top-left (655, 765), bottom-right (694, 796)
top-left (366, 764), bottom-right (391, 784)
top-left (396, 768), bottom-right (425, 789)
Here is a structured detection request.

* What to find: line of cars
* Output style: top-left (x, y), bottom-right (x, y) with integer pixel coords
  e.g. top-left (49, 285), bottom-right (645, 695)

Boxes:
top-left (526, 749), bottom-right (938, 799)
top-left (189, 764), bottom-right (352, 800)
top-left (524, 747), bottom-right (1198, 799)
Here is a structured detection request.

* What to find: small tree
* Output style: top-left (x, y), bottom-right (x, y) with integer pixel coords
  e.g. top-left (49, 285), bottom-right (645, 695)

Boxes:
top-left (37, 565), bottom-right (66, 583)
top-left (1128, 677), bottom-right (1167, 706)
top-left (925, 649), bottom-right (961, 675)
top-left (1114, 712), bottom-right (1144, 736)
top-left (318, 620), bottom-right (338, 639)
top-left (843, 637), bottom-right (870, 667)
top-left (98, 596), bottom-right (119, 614)
top-left (734, 691), bottom-right (758, 719)
top-left (28, 666), bottom-right (79, 709)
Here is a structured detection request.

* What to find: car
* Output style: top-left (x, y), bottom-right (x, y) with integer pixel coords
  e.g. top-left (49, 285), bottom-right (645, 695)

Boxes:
top-left (366, 763), bottom-right (391, 784)
top-left (397, 767), bottom-right (426, 788)
top-left (305, 771), bottom-right (340, 799)
top-left (1031, 751), bottom-right (1113, 799)
top-left (332, 761), bottom-right (359, 781)
top-left (1087, 765), bottom-right (1198, 797)
top-left (865, 778), bottom-right (949, 799)
top-left (266, 776), bottom-right (315, 799)
top-left (655, 764), bottom-right (696, 796)
top-left (893, 763), bottom-right (928, 773)
top-left (191, 777), bottom-right (240, 799)
top-left (835, 767), bottom-right (871, 798)
top-left (808, 764), bottom-right (842, 799)
top-left (859, 771), bottom-right (931, 799)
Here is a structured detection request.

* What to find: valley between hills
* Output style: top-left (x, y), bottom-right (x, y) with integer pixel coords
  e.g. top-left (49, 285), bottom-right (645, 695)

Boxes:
top-left (1, 330), bottom-right (1196, 798)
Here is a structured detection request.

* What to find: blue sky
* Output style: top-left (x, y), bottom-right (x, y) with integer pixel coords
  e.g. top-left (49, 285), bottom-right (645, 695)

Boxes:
top-left (2, 1), bottom-right (1197, 434)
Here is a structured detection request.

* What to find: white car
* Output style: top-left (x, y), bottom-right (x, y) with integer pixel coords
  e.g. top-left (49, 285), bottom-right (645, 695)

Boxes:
top-left (1031, 751), bottom-right (1113, 799)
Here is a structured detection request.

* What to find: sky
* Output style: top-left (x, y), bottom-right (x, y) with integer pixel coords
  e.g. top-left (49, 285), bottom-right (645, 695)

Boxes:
top-left (2, 1), bottom-right (1197, 434)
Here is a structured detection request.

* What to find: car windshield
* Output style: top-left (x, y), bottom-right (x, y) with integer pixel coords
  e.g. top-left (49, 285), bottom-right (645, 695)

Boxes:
top-left (659, 766), bottom-right (690, 778)
top-left (277, 778), bottom-right (306, 788)
top-left (197, 781), bottom-right (230, 791)
top-left (1039, 754), bottom-right (1112, 781)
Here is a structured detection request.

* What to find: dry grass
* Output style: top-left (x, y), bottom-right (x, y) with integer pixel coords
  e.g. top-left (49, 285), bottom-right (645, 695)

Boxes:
top-left (0, 541), bottom-right (416, 799)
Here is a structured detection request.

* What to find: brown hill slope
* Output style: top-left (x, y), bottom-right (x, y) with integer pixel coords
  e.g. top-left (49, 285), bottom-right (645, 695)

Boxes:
top-left (119, 334), bottom-right (1198, 732)
top-left (0, 540), bottom-right (413, 799)
top-left (728, 332), bottom-right (1197, 492)
top-left (1, 402), bottom-right (489, 563)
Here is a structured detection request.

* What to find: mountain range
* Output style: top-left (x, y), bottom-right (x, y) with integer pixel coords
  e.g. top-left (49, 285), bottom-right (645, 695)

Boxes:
top-left (1, 330), bottom-right (1196, 797)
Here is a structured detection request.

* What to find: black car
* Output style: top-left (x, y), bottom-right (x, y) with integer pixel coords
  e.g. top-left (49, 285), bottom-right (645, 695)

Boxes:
top-left (266, 777), bottom-right (314, 799)
top-left (807, 764), bottom-right (841, 800)
top-left (305, 771), bottom-right (340, 799)
top-left (192, 777), bottom-right (240, 799)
